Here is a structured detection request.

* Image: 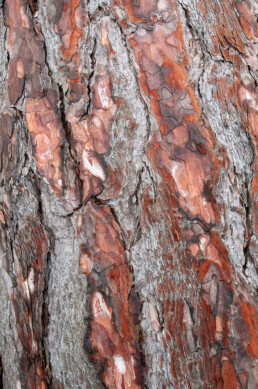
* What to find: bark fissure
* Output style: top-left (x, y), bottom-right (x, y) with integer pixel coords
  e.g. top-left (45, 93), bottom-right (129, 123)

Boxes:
top-left (38, 248), bottom-right (51, 387)
top-left (27, 0), bottom-right (37, 15)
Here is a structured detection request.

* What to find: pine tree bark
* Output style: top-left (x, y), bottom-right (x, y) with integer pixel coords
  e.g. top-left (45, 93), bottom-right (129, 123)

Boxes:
top-left (0, 0), bottom-right (257, 388)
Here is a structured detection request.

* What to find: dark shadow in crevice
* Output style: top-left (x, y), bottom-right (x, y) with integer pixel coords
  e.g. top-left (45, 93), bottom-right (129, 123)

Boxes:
top-left (27, 0), bottom-right (37, 14)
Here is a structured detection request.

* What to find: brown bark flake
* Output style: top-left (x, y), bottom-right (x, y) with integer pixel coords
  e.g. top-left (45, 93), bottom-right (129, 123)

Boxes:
top-left (77, 202), bottom-right (142, 388)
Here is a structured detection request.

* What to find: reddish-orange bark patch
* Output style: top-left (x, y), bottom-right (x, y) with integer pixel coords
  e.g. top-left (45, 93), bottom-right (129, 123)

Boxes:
top-left (77, 202), bottom-right (142, 388)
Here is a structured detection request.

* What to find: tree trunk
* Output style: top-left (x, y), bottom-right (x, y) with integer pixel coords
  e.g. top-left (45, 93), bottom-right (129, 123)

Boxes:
top-left (0, 0), bottom-right (257, 388)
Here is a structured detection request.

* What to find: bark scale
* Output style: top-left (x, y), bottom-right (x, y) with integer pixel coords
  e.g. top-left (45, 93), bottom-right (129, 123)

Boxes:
top-left (0, 0), bottom-right (257, 388)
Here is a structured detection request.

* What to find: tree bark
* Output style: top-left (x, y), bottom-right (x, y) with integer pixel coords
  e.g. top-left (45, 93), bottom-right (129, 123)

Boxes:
top-left (0, 0), bottom-right (257, 388)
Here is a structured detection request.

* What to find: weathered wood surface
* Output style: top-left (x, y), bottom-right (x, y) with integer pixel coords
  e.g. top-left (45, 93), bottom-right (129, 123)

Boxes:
top-left (0, 0), bottom-right (257, 388)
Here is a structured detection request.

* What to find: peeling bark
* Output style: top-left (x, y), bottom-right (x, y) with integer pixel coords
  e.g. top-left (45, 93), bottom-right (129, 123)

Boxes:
top-left (77, 201), bottom-right (142, 388)
top-left (0, 0), bottom-right (257, 388)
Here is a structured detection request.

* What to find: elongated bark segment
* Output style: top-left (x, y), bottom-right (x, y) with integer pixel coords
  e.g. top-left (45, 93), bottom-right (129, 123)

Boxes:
top-left (77, 202), bottom-right (142, 389)
top-left (6, 0), bottom-right (80, 212)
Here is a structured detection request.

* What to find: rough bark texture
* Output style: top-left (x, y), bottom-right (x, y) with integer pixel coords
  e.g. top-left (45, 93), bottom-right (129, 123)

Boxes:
top-left (0, 0), bottom-right (257, 388)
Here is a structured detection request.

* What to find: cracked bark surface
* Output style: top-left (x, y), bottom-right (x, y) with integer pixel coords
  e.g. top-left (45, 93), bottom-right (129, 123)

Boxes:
top-left (0, 0), bottom-right (257, 388)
